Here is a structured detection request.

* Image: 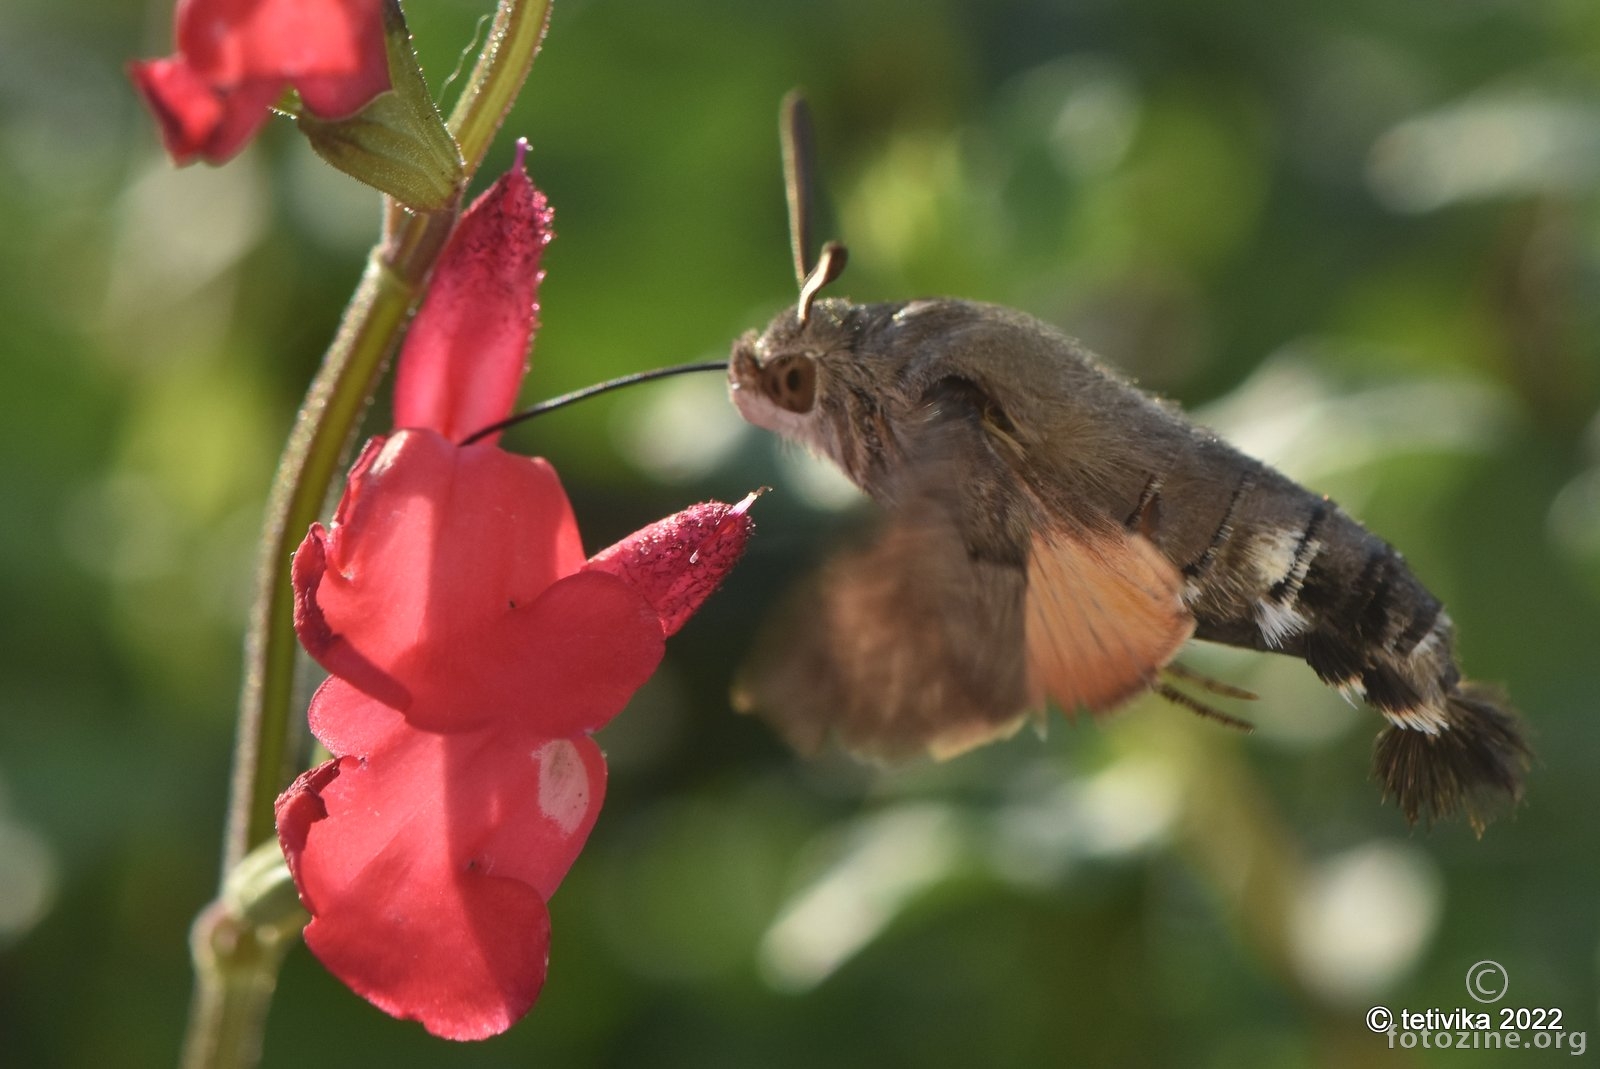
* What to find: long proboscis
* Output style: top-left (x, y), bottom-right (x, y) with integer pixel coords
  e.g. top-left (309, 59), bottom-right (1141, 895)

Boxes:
top-left (459, 360), bottom-right (727, 445)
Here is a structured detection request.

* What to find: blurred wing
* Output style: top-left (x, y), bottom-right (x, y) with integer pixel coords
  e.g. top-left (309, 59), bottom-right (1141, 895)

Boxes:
top-left (734, 492), bottom-right (1032, 760)
top-left (1025, 524), bottom-right (1194, 716)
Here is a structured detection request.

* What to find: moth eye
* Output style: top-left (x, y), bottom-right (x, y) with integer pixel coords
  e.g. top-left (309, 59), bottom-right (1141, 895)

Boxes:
top-left (762, 355), bottom-right (817, 413)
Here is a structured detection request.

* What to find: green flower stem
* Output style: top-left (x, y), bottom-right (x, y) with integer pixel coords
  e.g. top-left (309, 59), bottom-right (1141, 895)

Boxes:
top-left (187, 3), bottom-right (559, 1067)
top-left (447, 0), bottom-right (553, 178)
top-left (181, 844), bottom-right (307, 1069)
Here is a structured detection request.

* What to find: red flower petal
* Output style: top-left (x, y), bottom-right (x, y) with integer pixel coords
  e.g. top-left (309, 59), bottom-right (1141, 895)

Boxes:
top-left (397, 568), bottom-right (662, 737)
top-left (294, 429), bottom-right (664, 734)
top-left (293, 523), bottom-right (410, 710)
top-left (587, 493), bottom-right (758, 636)
top-left (303, 675), bottom-right (408, 766)
top-left (274, 687), bottom-right (609, 1039)
top-left (175, 0), bottom-right (390, 119)
top-left (307, 854), bottom-right (549, 1040)
top-left (472, 735), bottom-right (609, 900)
top-left (274, 757), bottom-right (339, 907)
top-left (286, 64), bottom-right (391, 126)
top-left (297, 681), bottom-right (608, 896)
top-left (295, 430), bottom-right (582, 677)
top-left (126, 56), bottom-right (283, 165)
top-left (393, 158), bottom-right (552, 443)
top-left (291, 687), bottom-right (610, 902)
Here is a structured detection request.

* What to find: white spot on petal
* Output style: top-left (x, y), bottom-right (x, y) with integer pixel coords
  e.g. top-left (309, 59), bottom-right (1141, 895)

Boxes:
top-left (534, 740), bottom-right (590, 836)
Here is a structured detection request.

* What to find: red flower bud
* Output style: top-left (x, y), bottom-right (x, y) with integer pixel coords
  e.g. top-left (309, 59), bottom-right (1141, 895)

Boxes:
top-left (129, 0), bottom-right (390, 165)
top-left (393, 145), bottom-right (551, 444)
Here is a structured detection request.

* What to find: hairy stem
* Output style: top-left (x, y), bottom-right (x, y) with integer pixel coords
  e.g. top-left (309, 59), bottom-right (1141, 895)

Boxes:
top-left (447, 0), bottom-right (553, 180)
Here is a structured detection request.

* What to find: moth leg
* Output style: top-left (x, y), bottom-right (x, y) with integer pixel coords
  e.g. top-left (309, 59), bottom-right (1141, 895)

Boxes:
top-left (1156, 683), bottom-right (1254, 732)
top-left (1156, 661), bottom-right (1256, 732)
top-left (1163, 660), bottom-right (1258, 701)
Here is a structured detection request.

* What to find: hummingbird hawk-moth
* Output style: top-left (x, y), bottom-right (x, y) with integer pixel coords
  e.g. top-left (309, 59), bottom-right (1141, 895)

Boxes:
top-left (725, 94), bottom-right (1529, 831)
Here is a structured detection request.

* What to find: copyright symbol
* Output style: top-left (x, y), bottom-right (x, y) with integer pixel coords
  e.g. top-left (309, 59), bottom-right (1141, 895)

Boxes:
top-left (1366, 1006), bottom-right (1392, 1033)
top-left (1466, 960), bottom-right (1509, 1003)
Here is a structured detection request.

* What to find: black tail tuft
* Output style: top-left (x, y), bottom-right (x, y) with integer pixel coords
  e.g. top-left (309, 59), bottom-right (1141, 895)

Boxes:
top-left (1372, 684), bottom-right (1531, 835)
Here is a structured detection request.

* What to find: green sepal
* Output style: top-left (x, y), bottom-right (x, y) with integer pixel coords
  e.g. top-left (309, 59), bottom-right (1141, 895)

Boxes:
top-left (296, 0), bottom-right (464, 212)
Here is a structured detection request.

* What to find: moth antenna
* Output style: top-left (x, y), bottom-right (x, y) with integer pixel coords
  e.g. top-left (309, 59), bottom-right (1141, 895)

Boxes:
top-left (1162, 661), bottom-right (1258, 702)
top-left (780, 89), bottom-right (816, 290)
top-left (1156, 681), bottom-right (1255, 733)
top-left (780, 90), bottom-right (849, 325)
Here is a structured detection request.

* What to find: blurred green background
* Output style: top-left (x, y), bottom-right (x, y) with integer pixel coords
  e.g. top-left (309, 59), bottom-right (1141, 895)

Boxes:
top-left (3, 0), bottom-right (1599, 1065)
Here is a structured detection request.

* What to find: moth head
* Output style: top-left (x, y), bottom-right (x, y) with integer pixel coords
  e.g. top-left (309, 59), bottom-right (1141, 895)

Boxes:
top-left (728, 298), bottom-right (844, 435)
top-left (728, 297), bottom-right (897, 485)
top-left (731, 216), bottom-right (857, 439)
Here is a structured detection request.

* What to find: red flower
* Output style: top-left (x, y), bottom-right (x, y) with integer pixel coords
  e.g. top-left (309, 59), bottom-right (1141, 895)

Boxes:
top-left (129, 0), bottom-right (390, 165)
top-left (275, 150), bottom-right (753, 1039)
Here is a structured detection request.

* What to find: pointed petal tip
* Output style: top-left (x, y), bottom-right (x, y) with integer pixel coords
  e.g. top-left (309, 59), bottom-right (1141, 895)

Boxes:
top-left (586, 494), bottom-right (759, 636)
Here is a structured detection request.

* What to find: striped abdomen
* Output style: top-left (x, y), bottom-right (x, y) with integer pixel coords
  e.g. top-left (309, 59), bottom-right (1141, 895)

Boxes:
top-left (1135, 435), bottom-right (1528, 830)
